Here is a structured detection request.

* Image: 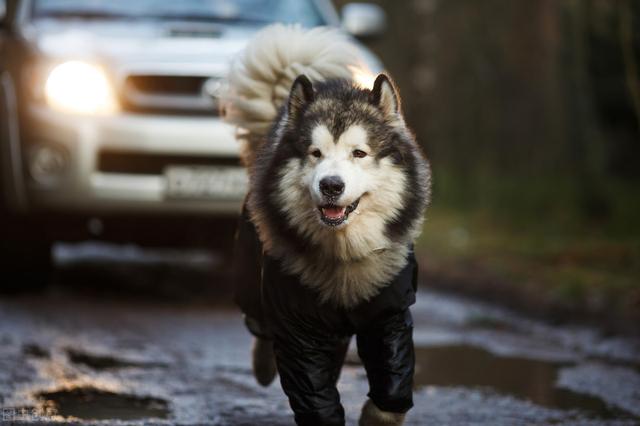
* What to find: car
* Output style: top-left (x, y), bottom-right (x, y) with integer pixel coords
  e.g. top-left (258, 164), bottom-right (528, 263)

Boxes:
top-left (0, 0), bottom-right (385, 290)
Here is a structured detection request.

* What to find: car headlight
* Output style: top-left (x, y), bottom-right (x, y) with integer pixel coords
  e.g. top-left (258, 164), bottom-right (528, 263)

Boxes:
top-left (44, 61), bottom-right (118, 115)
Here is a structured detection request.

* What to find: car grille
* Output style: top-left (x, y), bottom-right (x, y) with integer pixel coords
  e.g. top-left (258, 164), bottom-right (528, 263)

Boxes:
top-left (98, 151), bottom-right (240, 175)
top-left (129, 75), bottom-right (206, 95)
top-left (120, 75), bottom-right (222, 115)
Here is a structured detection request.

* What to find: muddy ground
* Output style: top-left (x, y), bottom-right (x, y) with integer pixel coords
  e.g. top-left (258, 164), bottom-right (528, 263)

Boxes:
top-left (0, 242), bottom-right (639, 425)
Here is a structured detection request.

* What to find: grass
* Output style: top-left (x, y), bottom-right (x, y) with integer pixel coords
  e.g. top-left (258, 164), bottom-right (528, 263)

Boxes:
top-left (415, 195), bottom-right (640, 331)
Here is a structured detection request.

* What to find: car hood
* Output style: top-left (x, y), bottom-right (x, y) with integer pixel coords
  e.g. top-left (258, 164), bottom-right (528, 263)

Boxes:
top-left (25, 19), bottom-right (255, 77)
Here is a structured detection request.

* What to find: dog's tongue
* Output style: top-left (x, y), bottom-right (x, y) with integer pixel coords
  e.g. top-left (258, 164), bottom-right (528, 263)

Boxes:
top-left (322, 206), bottom-right (346, 220)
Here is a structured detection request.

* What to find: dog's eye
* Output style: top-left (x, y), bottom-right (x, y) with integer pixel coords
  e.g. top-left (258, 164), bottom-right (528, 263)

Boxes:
top-left (311, 149), bottom-right (322, 158)
top-left (352, 149), bottom-right (367, 158)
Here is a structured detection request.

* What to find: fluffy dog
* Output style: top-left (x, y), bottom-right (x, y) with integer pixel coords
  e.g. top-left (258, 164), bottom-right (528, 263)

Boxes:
top-left (223, 24), bottom-right (431, 426)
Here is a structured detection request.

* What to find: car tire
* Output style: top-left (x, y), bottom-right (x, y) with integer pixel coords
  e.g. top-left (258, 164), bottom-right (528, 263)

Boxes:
top-left (0, 72), bottom-right (53, 293)
top-left (0, 205), bottom-right (53, 294)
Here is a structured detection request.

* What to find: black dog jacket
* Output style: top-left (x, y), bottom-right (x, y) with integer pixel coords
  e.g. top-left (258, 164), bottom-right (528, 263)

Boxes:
top-left (234, 209), bottom-right (417, 425)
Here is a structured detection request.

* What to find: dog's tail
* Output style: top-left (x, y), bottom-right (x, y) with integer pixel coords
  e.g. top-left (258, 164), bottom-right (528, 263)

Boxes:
top-left (222, 24), bottom-right (367, 139)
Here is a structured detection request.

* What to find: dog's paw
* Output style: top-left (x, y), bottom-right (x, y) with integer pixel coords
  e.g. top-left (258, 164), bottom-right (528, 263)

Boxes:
top-left (358, 399), bottom-right (406, 426)
top-left (252, 337), bottom-right (277, 387)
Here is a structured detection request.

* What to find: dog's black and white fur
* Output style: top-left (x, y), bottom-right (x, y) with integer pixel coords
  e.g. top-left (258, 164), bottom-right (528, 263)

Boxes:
top-left (223, 24), bottom-right (431, 425)
top-left (250, 75), bottom-right (430, 307)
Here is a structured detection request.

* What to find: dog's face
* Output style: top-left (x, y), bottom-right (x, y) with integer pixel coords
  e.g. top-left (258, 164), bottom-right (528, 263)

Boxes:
top-left (304, 123), bottom-right (397, 228)
top-left (246, 72), bottom-right (431, 304)
top-left (251, 73), bottom-right (429, 267)
top-left (271, 74), bottom-right (417, 246)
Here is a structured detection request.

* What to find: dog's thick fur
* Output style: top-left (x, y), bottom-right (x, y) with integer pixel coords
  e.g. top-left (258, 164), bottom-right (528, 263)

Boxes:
top-left (223, 24), bottom-right (364, 168)
top-left (223, 24), bottom-right (431, 309)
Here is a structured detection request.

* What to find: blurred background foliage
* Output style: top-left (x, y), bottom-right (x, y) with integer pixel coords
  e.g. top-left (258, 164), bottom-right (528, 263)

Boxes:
top-left (336, 0), bottom-right (640, 330)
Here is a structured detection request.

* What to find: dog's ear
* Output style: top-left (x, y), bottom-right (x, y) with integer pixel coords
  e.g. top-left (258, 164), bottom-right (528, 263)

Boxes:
top-left (287, 75), bottom-right (314, 122)
top-left (370, 74), bottom-right (400, 117)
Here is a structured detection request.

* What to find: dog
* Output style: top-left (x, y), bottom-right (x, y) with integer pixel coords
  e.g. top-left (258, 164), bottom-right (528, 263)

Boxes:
top-left (223, 24), bottom-right (431, 426)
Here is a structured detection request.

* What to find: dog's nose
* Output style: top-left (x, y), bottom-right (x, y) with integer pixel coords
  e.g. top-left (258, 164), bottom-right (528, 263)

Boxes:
top-left (319, 176), bottom-right (345, 197)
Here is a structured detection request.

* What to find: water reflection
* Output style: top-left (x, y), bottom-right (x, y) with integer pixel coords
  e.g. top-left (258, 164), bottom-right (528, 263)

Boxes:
top-left (415, 345), bottom-right (634, 420)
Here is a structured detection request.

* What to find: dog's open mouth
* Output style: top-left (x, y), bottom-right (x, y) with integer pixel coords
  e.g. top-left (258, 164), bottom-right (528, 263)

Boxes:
top-left (318, 198), bottom-right (360, 226)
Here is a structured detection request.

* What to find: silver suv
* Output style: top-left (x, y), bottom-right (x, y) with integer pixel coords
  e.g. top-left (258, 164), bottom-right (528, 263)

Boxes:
top-left (0, 0), bottom-right (384, 287)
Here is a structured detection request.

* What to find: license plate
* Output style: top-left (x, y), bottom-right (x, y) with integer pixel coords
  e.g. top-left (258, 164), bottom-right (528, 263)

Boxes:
top-left (165, 166), bottom-right (248, 200)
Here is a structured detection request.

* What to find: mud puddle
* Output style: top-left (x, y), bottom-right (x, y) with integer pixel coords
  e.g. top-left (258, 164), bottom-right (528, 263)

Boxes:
top-left (37, 387), bottom-right (170, 420)
top-left (66, 348), bottom-right (167, 370)
top-left (415, 344), bottom-right (636, 420)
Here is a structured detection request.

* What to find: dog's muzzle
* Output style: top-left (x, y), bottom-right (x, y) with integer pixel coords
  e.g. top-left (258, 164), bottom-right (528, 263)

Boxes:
top-left (318, 197), bottom-right (360, 227)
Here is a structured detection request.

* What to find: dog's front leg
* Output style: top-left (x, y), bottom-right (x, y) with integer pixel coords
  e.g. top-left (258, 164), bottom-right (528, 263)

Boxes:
top-left (273, 332), bottom-right (348, 426)
top-left (356, 309), bottom-right (414, 426)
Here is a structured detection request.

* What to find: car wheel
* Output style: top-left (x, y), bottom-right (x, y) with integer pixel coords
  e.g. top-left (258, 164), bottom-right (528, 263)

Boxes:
top-left (0, 218), bottom-right (53, 294)
top-left (0, 73), bottom-right (52, 293)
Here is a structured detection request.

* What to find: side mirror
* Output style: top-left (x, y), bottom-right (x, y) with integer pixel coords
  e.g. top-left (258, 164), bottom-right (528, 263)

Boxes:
top-left (341, 3), bottom-right (386, 39)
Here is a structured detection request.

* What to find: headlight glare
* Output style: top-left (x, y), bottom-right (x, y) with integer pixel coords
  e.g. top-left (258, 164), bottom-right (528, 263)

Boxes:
top-left (349, 65), bottom-right (377, 90)
top-left (44, 61), bottom-right (117, 115)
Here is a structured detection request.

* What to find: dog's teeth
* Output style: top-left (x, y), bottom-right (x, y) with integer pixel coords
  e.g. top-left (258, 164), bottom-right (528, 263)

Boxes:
top-left (322, 206), bottom-right (346, 220)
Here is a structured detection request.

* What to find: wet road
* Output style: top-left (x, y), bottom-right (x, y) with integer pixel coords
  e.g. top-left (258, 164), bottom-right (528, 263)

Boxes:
top-left (1, 243), bottom-right (639, 425)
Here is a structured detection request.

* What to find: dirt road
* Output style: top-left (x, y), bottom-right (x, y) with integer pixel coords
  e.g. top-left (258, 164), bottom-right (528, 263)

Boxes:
top-left (0, 243), bottom-right (638, 425)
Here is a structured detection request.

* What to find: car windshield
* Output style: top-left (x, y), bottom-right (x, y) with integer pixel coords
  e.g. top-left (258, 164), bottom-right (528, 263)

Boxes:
top-left (32, 0), bottom-right (325, 27)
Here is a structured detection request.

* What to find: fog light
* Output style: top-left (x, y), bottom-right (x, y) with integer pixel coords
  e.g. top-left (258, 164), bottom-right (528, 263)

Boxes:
top-left (87, 217), bottom-right (104, 236)
top-left (29, 144), bottom-right (68, 184)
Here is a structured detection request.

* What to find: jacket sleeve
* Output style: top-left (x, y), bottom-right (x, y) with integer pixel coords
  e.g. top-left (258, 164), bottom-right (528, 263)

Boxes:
top-left (356, 308), bottom-right (415, 414)
top-left (272, 331), bottom-right (350, 426)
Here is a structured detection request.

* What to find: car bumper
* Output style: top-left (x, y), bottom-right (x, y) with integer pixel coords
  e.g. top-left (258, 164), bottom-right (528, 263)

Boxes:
top-left (20, 105), bottom-right (247, 216)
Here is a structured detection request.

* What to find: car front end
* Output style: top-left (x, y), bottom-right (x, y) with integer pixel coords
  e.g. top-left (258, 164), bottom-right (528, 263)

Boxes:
top-left (0, 0), bottom-right (383, 270)
top-left (13, 7), bottom-right (258, 218)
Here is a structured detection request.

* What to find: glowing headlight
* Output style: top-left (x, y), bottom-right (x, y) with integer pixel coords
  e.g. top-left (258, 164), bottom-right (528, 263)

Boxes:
top-left (44, 61), bottom-right (117, 115)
